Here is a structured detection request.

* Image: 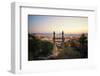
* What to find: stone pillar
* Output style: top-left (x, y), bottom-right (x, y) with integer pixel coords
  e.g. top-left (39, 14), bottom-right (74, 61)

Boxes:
top-left (53, 31), bottom-right (55, 43)
top-left (62, 31), bottom-right (64, 43)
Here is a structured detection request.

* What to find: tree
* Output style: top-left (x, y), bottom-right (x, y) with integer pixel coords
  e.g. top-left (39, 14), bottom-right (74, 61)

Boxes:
top-left (28, 34), bottom-right (53, 60)
top-left (40, 40), bottom-right (53, 57)
top-left (79, 34), bottom-right (88, 58)
top-left (28, 34), bottom-right (41, 60)
top-left (79, 34), bottom-right (87, 46)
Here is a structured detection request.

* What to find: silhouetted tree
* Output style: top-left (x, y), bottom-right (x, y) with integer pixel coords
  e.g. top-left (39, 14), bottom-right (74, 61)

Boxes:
top-left (79, 34), bottom-right (88, 58)
top-left (28, 34), bottom-right (41, 60)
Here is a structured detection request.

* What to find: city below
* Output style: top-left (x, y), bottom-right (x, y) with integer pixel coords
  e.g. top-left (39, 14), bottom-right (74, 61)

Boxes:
top-left (30, 32), bottom-right (88, 42)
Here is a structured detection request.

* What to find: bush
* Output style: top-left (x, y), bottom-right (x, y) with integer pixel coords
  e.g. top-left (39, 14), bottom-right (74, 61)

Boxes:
top-left (28, 34), bottom-right (53, 60)
top-left (40, 40), bottom-right (53, 57)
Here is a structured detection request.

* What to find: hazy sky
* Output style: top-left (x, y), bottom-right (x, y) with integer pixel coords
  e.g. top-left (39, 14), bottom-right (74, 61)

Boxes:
top-left (28, 15), bottom-right (88, 34)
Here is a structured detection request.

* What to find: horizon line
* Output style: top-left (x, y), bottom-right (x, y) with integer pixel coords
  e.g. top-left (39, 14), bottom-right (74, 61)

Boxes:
top-left (29, 32), bottom-right (88, 34)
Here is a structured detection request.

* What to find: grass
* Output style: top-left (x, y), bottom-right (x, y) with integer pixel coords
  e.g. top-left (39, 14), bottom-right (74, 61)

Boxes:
top-left (56, 46), bottom-right (81, 59)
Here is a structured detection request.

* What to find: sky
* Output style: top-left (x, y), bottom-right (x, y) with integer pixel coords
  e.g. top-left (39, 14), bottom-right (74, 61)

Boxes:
top-left (28, 15), bottom-right (88, 34)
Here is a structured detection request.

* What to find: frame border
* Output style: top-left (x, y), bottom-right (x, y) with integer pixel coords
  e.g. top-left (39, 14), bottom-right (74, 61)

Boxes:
top-left (11, 2), bottom-right (96, 74)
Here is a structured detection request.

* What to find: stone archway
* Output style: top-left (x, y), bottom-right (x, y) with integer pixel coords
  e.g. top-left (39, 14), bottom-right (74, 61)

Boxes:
top-left (52, 31), bottom-right (65, 57)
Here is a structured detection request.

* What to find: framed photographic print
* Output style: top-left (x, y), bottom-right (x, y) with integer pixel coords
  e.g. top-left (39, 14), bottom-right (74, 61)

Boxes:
top-left (11, 2), bottom-right (96, 74)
